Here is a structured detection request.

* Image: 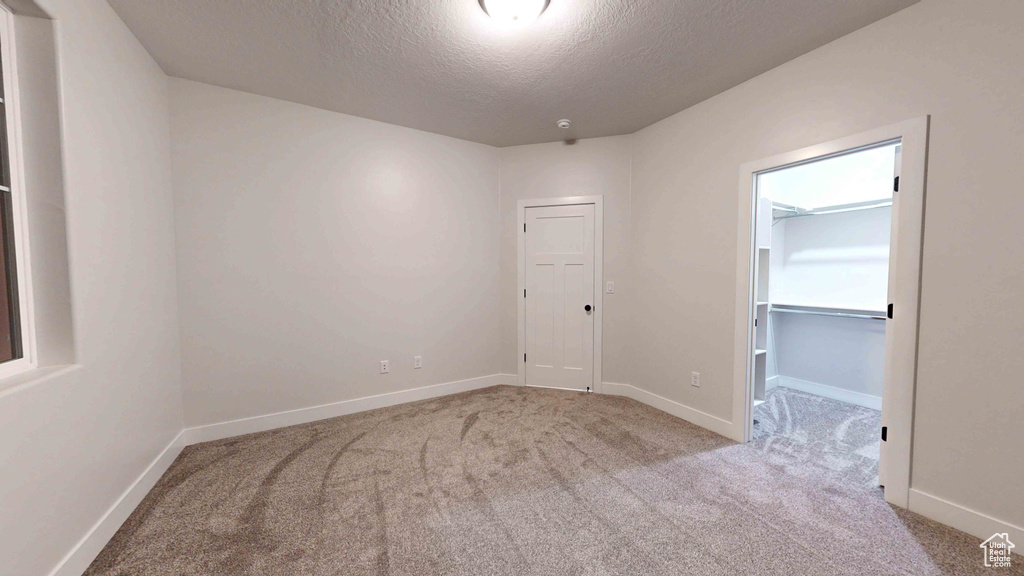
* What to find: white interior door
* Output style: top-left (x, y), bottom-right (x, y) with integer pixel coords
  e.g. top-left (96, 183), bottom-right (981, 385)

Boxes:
top-left (525, 204), bottom-right (595, 391)
top-left (879, 143), bottom-right (902, 488)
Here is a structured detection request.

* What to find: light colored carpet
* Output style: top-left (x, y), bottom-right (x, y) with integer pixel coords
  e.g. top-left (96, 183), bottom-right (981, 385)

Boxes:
top-left (85, 385), bottom-right (1019, 575)
top-left (753, 386), bottom-right (883, 489)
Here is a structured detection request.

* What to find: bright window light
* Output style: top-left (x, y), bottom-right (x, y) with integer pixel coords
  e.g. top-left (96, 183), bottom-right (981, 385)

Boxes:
top-left (759, 143), bottom-right (899, 210)
top-left (480, 0), bottom-right (549, 27)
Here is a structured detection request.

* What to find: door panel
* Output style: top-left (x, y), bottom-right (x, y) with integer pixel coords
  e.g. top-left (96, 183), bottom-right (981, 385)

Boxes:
top-left (533, 263), bottom-right (555, 368)
top-left (536, 215), bottom-right (586, 253)
top-left (526, 204), bottom-right (595, 390)
top-left (563, 263), bottom-right (585, 370)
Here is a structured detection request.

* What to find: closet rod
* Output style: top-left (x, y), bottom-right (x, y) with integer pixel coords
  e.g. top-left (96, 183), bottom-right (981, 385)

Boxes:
top-left (770, 305), bottom-right (886, 321)
top-left (772, 199), bottom-right (893, 222)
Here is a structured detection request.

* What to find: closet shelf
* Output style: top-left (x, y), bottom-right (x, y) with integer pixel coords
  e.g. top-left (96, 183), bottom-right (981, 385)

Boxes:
top-left (770, 303), bottom-right (886, 321)
top-left (771, 199), bottom-right (893, 222)
top-left (755, 349), bottom-right (767, 356)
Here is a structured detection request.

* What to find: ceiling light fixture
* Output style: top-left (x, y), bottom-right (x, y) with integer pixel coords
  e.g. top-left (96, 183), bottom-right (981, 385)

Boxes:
top-left (479, 0), bottom-right (550, 27)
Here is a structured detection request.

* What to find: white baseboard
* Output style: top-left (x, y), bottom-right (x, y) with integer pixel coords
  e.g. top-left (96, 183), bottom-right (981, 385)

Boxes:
top-left (524, 384), bottom-right (594, 393)
top-left (49, 431), bottom-right (187, 576)
top-left (511, 372), bottom-right (602, 394)
top-left (777, 375), bottom-right (882, 410)
top-left (183, 374), bottom-right (512, 445)
top-left (602, 382), bottom-right (735, 440)
top-left (909, 489), bottom-right (1024, 546)
top-left (766, 375), bottom-right (779, 391)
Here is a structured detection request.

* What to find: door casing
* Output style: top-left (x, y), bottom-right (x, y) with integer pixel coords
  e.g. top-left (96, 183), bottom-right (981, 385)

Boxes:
top-left (518, 196), bottom-right (603, 393)
top-left (732, 117), bottom-right (929, 509)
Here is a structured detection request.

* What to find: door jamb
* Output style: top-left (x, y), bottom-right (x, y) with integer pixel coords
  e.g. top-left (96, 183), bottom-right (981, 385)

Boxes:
top-left (731, 117), bottom-right (929, 509)
top-left (518, 196), bottom-right (604, 393)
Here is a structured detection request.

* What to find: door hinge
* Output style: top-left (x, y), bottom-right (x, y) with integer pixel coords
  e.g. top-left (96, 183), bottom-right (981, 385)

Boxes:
top-left (524, 289), bottom-right (526, 298)
top-left (893, 176), bottom-right (900, 192)
top-left (887, 303), bottom-right (894, 319)
top-left (524, 223), bottom-right (527, 233)
top-left (754, 318), bottom-right (758, 327)
top-left (524, 353), bottom-right (527, 362)
top-left (881, 426), bottom-right (887, 442)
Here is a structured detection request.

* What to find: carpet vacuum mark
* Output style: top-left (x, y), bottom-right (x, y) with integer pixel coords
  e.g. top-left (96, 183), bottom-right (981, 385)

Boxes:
top-left (85, 386), bottom-right (1020, 575)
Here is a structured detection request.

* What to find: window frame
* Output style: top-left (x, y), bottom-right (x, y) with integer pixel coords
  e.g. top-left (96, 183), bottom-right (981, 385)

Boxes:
top-left (0, 3), bottom-right (37, 380)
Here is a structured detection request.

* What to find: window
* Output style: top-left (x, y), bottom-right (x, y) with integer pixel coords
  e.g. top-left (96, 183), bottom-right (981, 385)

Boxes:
top-left (0, 6), bottom-right (33, 377)
top-left (0, 40), bottom-right (20, 364)
top-left (758, 143), bottom-right (899, 210)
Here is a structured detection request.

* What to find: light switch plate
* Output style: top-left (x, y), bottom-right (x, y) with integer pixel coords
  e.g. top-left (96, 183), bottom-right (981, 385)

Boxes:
top-left (606, 281), bottom-right (615, 294)
top-left (414, 356), bottom-right (422, 369)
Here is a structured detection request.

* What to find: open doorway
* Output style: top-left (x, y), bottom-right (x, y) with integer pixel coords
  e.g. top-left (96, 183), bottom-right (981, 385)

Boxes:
top-left (733, 118), bottom-right (928, 508)
top-left (751, 141), bottom-right (899, 488)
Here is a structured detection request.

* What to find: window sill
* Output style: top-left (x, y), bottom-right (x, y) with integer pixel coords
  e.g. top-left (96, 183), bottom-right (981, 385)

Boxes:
top-left (0, 363), bottom-right (81, 397)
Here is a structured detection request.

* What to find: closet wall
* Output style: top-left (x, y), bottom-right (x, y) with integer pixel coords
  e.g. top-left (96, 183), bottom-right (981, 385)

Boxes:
top-left (767, 207), bottom-right (890, 406)
top-left (771, 207), bottom-right (891, 310)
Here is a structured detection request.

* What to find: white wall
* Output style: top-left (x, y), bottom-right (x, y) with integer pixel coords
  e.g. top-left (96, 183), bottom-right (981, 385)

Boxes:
top-left (0, 1), bottom-right (184, 575)
top-left (772, 314), bottom-right (886, 400)
top-left (630, 0), bottom-right (1023, 532)
top-left (772, 208), bottom-right (891, 311)
top-left (170, 79), bottom-right (501, 427)
top-left (498, 136), bottom-right (633, 383)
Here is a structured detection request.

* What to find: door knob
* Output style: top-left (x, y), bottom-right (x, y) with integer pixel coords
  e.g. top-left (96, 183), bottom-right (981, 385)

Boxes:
top-left (585, 305), bottom-right (592, 312)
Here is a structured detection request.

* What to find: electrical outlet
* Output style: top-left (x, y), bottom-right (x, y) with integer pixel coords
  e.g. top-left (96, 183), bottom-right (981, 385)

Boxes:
top-left (606, 281), bottom-right (615, 294)
top-left (691, 371), bottom-right (700, 387)
top-left (414, 356), bottom-right (422, 369)
top-left (380, 360), bottom-right (389, 374)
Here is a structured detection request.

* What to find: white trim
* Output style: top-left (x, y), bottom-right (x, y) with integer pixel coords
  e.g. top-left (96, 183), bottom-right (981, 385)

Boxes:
top-left (908, 489), bottom-right (1024, 547)
top-left (525, 383), bottom-right (593, 393)
top-left (517, 195), bottom-right (604, 393)
top-left (183, 374), bottom-right (510, 445)
top-left (0, 363), bottom-right (79, 397)
top-left (602, 382), bottom-right (734, 439)
top-left (0, 5), bottom-right (38, 381)
top-left (775, 375), bottom-right (882, 411)
top-left (48, 431), bottom-right (187, 576)
top-left (733, 117), bottom-right (929, 508)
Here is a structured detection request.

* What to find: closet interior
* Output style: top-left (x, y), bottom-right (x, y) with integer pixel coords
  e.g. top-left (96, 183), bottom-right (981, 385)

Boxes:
top-left (752, 143), bottom-right (900, 414)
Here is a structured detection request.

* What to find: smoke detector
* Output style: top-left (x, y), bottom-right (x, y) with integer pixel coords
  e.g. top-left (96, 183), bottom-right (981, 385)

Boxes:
top-left (556, 119), bottom-right (571, 129)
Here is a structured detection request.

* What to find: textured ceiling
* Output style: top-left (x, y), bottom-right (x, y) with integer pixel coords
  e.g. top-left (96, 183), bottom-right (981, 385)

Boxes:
top-left (108, 0), bottom-right (918, 147)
